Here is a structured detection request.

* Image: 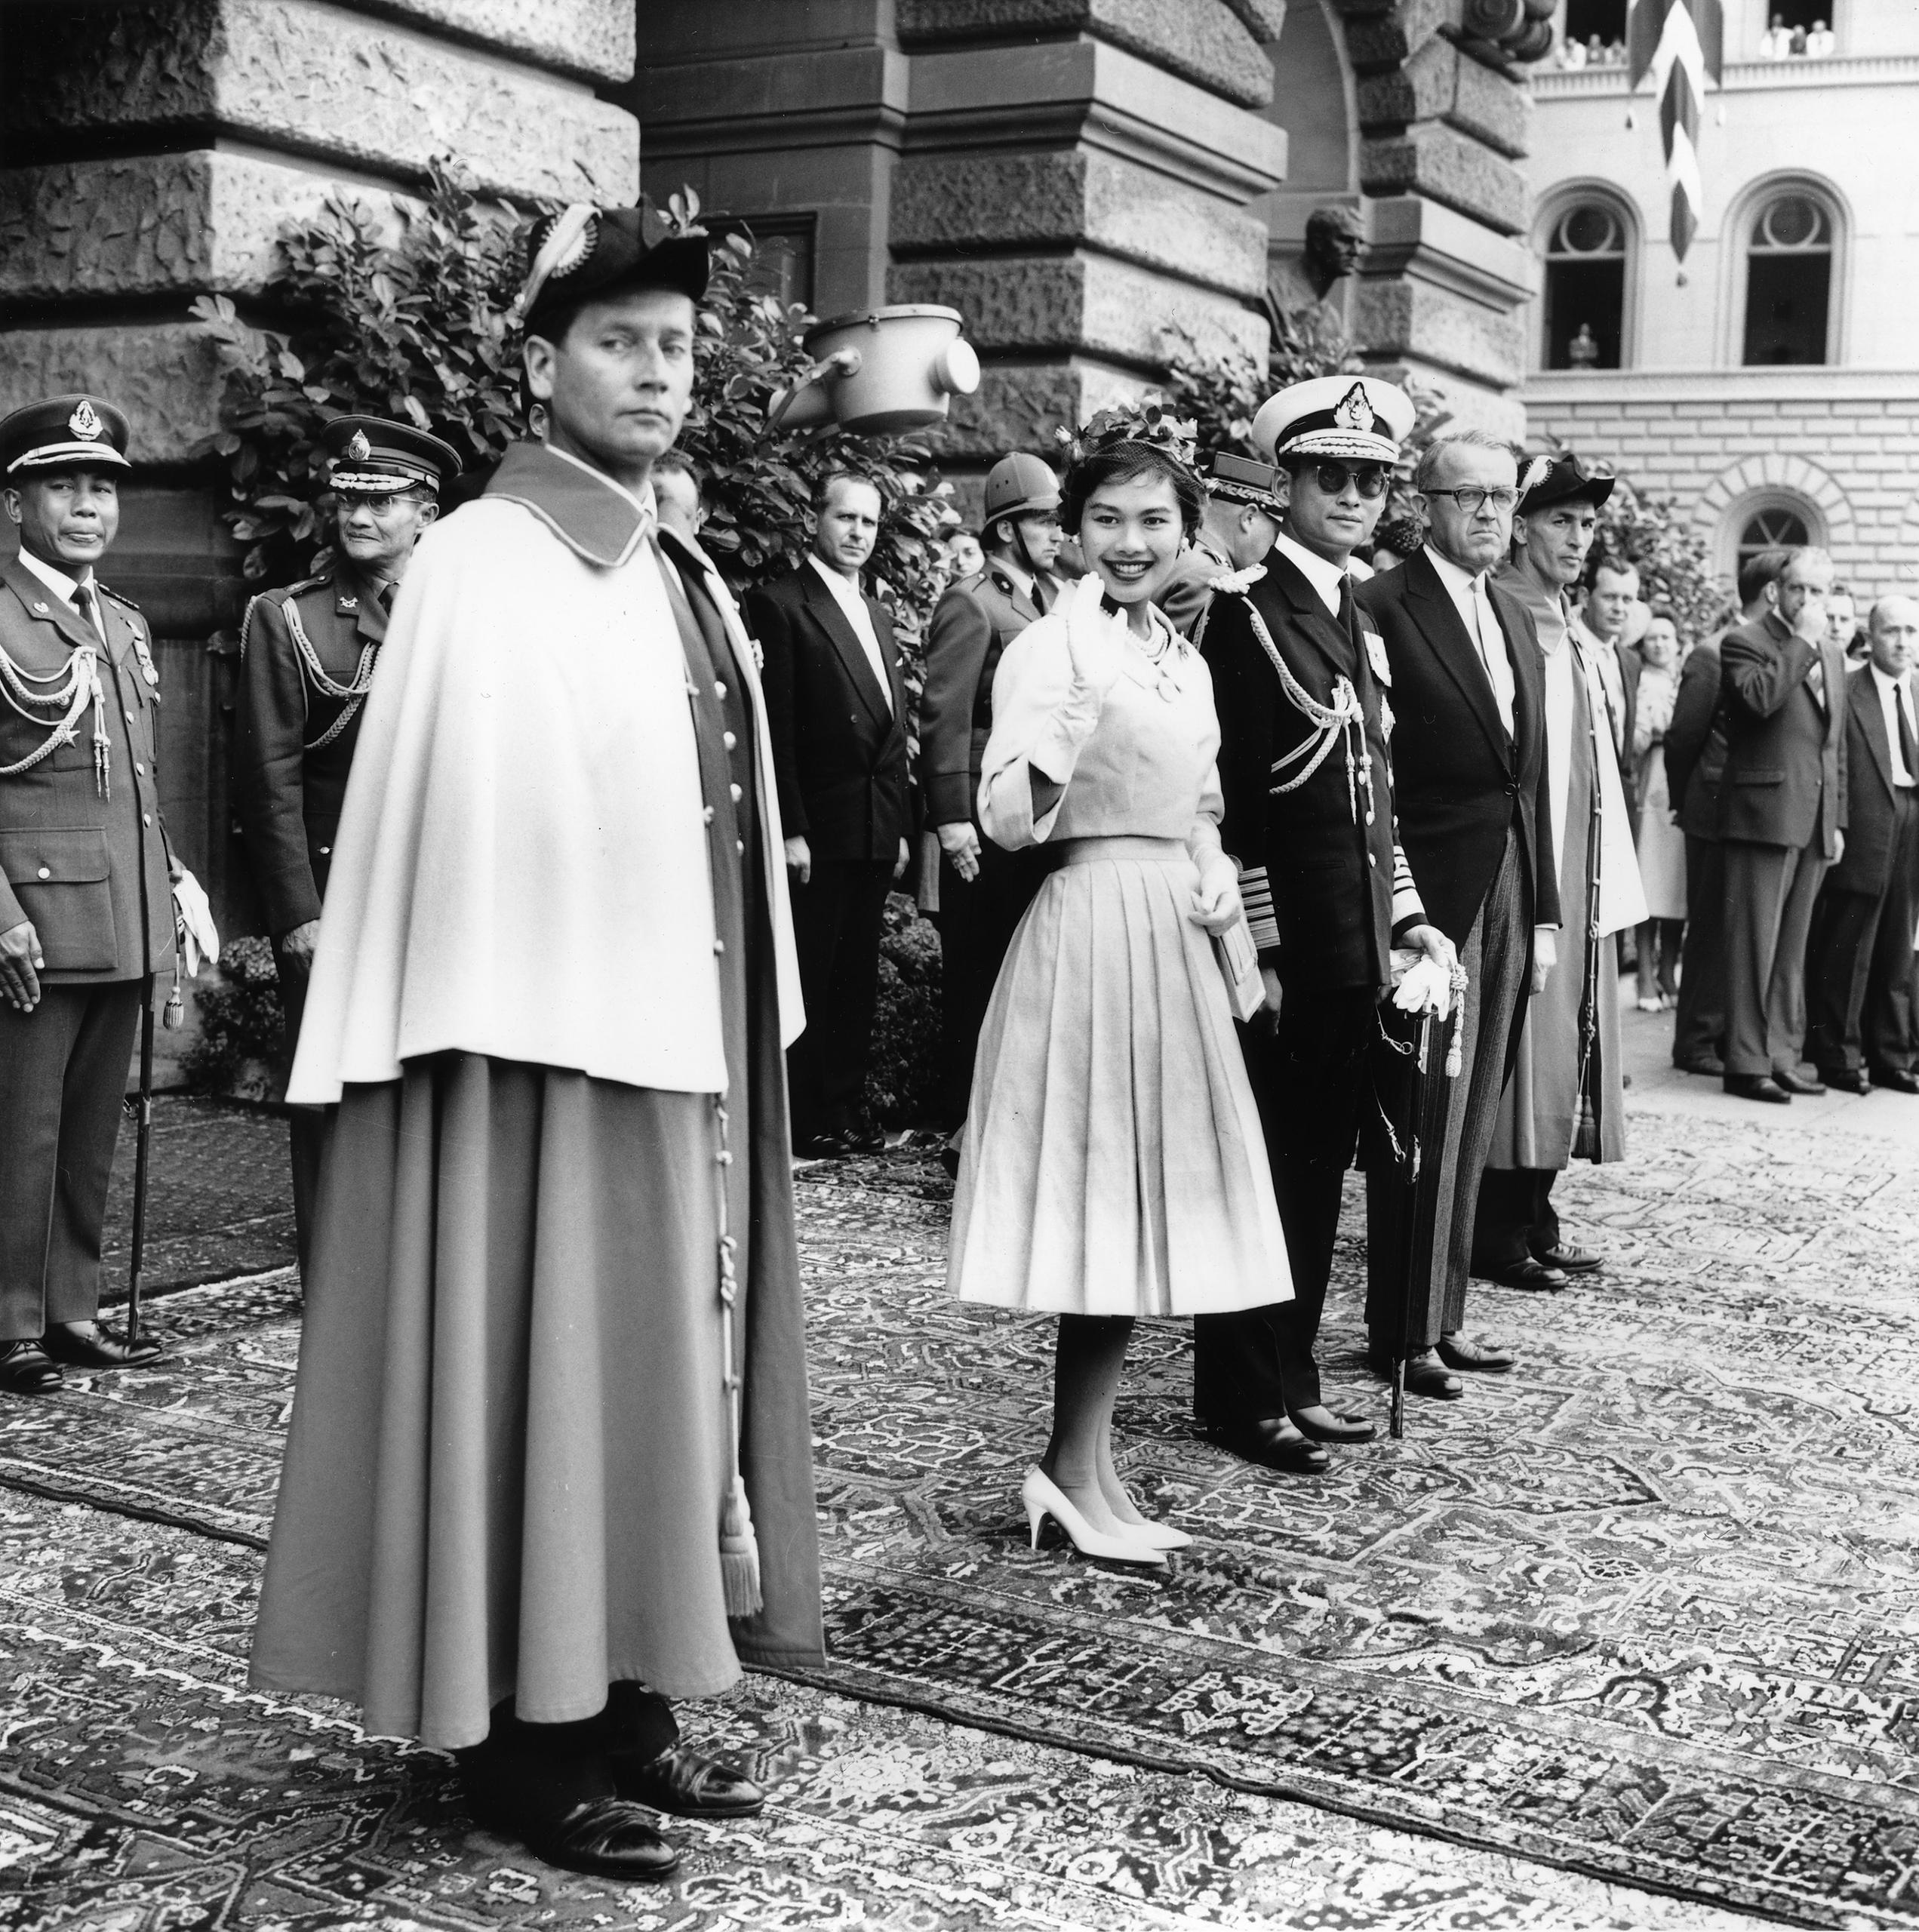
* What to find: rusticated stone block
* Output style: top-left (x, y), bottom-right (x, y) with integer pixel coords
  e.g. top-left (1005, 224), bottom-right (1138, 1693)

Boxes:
top-left (0, 152), bottom-right (363, 304)
top-left (930, 357), bottom-right (1154, 469)
top-left (1358, 36), bottom-right (1529, 157)
top-left (896, 0), bottom-right (1275, 109)
top-left (1222, 0), bottom-right (1290, 40)
top-left (1353, 275), bottom-right (1524, 388)
top-left (888, 254), bottom-right (1267, 371)
top-left (374, 0), bottom-right (634, 85)
top-left (890, 152), bottom-right (1269, 297)
top-left (0, 322), bottom-right (225, 464)
top-left (7, 0), bottom-right (636, 203)
top-left (1336, 0), bottom-right (1453, 79)
top-left (1361, 125), bottom-right (1527, 234)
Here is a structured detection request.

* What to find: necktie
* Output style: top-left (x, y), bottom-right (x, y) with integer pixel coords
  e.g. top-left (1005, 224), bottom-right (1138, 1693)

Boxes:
top-left (1807, 651), bottom-right (1826, 708)
top-left (377, 582), bottom-right (396, 615)
top-left (1029, 576), bottom-right (1048, 617)
top-left (1336, 577), bottom-right (1365, 660)
top-left (71, 582), bottom-right (104, 643)
top-left (1899, 682), bottom-right (1917, 785)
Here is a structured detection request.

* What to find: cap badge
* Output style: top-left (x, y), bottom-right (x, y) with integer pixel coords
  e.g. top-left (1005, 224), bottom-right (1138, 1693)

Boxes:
top-left (1520, 454), bottom-right (1554, 500)
top-left (1333, 383), bottom-right (1376, 436)
top-left (550, 211), bottom-right (598, 279)
top-left (69, 398), bottom-right (103, 441)
top-left (346, 429), bottom-right (372, 461)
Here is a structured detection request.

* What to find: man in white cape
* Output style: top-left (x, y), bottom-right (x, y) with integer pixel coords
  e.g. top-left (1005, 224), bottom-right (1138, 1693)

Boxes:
top-left (1479, 455), bottom-right (1647, 1290)
top-left (248, 200), bottom-right (823, 1884)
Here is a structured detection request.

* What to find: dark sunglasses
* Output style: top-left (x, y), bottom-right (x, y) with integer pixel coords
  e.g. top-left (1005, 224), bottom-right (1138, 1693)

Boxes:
top-left (1307, 462), bottom-right (1389, 500)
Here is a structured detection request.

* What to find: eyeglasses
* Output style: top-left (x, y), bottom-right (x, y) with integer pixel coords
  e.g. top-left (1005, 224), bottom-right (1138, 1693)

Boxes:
top-left (1308, 463), bottom-right (1389, 500)
top-left (1425, 488), bottom-right (1518, 514)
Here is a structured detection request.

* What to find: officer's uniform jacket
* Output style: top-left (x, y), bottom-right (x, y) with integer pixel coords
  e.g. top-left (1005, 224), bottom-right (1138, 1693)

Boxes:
top-left (918, 561), bottom-right (1053, 827)
top-left (0, 555), bottom-right (174, 986)
top-left (1198, 543), bottom-right (1422, 991)
top-left (236, 569), bottom-right (389, 935)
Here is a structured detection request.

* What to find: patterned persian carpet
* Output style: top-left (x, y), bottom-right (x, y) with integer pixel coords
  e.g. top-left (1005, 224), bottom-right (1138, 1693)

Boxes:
top-left (2, 1104), bottom-right (1915, 1928)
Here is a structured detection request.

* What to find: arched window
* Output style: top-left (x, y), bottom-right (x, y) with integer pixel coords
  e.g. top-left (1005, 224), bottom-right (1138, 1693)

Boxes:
top-left (1736, 504), bottom-right (1811, 578)
top-left (1542, 201), bottom-right (1628, 371)
top-left (1742, 192), bottom-right (1833, 365)
top-left (1564, 0), bottom-right (1627, 41)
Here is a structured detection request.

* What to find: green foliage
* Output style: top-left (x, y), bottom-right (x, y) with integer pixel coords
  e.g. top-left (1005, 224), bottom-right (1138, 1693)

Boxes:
top-left (1588, 473), bottom-right (1736, 642)
top-left (863, 894), bottom-right (943, 1127)
top-left (181, 937), bottom-right (287, 1097)
top-left (189, 163), bottom-right (956, 700)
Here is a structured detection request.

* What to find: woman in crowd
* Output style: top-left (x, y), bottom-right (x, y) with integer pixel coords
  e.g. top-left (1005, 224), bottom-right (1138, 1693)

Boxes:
top-left (1633, 606), bottom-right (1688, 1009)
top-left (947, 406), bottom-right (1291, 1565)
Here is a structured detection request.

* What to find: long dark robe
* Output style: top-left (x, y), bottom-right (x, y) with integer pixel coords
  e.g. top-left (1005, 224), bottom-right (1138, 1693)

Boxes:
top-left (249, 521), bottom-right (822, 1749)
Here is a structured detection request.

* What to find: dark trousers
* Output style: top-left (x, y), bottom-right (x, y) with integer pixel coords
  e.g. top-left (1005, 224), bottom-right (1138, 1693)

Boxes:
top-left (1471, 1167), bottom-right (1561, 1272)
top-left (0, 979), bottom-right (143, 1341)
top-left (933, 835), bottom-right (1050, 1131)
top-left (787, 857), bottom-right (894, 1140)
top-left (273, 951), bottom-right (328, 1279)
top-left (457, 1684), bottom-right (679, 1820)
top-left (1807, 792), bottom-right (1919, 1074)
top-left (1722, 833), bottom-right (1828, 1078)
top-left (1194, 985), bottom-right (1376, 1420)
top-left (1673, 834), bottom-right (1726, 1066)
top-left (1367, 827), bottom-right (1529, 1351)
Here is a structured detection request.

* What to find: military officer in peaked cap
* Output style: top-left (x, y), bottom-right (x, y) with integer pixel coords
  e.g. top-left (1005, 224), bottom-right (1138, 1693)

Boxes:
top-left (1192, 377), bottom-right (1456, 1466)
top-left (235, 415), bottom-right (461, 1272)
top-left (918, 451), bottom-right (1064, 1149)
top-left (0, 394), bottom-right (176, 1394)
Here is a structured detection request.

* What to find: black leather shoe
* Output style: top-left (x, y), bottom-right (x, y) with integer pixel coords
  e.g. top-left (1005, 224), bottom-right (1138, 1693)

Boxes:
top-left (835, 1121), bottom-right (885, 1155)
top-left (1287, 1402), bottom-right (1377, 1444)
top-left (526, 1797), bottom-right (681, 1880)
top-left (40, 1321), bottom-right (162, 1369)
top-left (1725, 1074), bottom-right (1791, 1104)
top-left (1533, 1244), bottom-right (1601, 1274)
top-left (1871, 1066), bottom-right (1919, 1094)
top-left (1819, 1066), bottom-right (1871, 1095)
top-left (614, 1743), bottom-right (765, 1819)
top-left (793, 1132), bottom-right (851, 1160)
top-left (1674, 1054), bottom-right (1726, 1076)
top-left (1199, 1415), bottom-right (1330, 1474)
top-left (0, 1340), bottom-right (63, 1395)
top-left (1773, 1067), bottom-right (1826, 1096)
top-left (1436, 1333), bottom-right (1515, 1374)
top-left (1369, 1346), bottom-right (1463, 1400)
top-left (1476, 1257), bottom-right (1568, 1292)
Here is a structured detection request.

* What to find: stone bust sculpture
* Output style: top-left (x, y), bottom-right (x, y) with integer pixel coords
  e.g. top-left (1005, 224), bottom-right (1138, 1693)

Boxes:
top-left (1299, 206), bottom-right (1364, 302)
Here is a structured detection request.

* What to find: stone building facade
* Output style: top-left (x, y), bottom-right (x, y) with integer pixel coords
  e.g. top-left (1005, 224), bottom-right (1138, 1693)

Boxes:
top-left (1522, 0), bottom-right (1919, 598)
top-left (0, 0), bottom-right (1534, 935)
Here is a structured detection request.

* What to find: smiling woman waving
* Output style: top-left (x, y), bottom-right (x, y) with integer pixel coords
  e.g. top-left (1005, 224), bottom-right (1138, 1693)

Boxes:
top-left (946, 405), bottom-right (1293, 1566)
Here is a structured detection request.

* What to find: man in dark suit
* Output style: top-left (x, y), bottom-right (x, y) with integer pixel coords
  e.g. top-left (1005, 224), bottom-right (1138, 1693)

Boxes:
top-left (1806, 597), bottom-right (1919, 1092)
top-left (1358, 430), bottom-right (1562, 1398)
top-left (235, 416), bottom-right (460, 1271)
top-left (1718, 546), bottom-right (1847, 1103)
top-left (1664, 549), bottom-right (1786, 1076)
top-left (1194, 380), bottom-right (1456, 1465)
top-left (749, 471), bottom-right (911, 1156)
top-left (0, 394), bottom-right (174, 1394)
top-left (919, 452), bottom-right (1061, 1140)
top-left (1576, 558), bottom-right (1641, 830)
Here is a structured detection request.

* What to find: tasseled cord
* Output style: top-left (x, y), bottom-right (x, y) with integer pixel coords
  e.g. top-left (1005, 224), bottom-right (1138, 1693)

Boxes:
top-left (713, 1100), bottom-right (762, 1617)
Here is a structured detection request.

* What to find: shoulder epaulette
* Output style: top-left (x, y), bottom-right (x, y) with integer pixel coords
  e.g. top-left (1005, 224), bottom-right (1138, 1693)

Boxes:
top-left (269, 573), bottom-right (331, 603)
top-left (97, 581), bottom-right (140, 611)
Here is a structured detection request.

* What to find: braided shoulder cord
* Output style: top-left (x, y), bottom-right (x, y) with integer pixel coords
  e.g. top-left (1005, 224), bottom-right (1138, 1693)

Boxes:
top-left (283, 598), bottom-right (378, 752)
top-left (1244, 601), bottom-right (1376, 823)
top-left (0, 643), bottom-right (105, 785)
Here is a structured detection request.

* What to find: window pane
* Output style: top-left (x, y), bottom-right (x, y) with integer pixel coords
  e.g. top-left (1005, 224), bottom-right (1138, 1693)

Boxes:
top-left (1743, 252), bottom-right (1831, 364)
top-left (1545, 258), bottom-right (1625, 369)
top-left (1557, 205), bottom-right (1623, 257)
top-left (1565, 0), bottom-right (1628, 39)
top-left (1737, 509), bottom-right (1810, 577)
top-left (1758, 195), bottom-right (1825, 251)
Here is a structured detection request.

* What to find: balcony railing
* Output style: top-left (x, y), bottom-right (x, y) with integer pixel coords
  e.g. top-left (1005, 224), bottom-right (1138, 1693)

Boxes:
top-left (1532, 54), bottom-right (1919, 99)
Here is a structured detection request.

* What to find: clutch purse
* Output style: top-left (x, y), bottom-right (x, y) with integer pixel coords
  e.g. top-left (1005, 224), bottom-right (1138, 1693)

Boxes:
top-left (1212, 912), bottom-right (1265, 1023)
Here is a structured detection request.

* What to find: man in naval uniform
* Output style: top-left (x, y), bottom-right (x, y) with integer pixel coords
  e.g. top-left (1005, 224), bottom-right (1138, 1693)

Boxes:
top-left (235, 415), bottom-right (461, 1271)
top-left (0, 395), bottom-right (174, 1394)
top-left (1192, 383), bottom-right (1453, 1468)
top-left (918, 451), bottom-right (1063, 1145)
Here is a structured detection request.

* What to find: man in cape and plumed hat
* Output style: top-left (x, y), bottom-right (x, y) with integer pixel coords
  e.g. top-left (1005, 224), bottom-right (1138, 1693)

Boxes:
top-left (248, 198), bottom-right (823, 1881)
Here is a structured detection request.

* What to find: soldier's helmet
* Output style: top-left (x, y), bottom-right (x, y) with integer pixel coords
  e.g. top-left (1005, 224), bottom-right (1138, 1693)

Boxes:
top-left (983, 453), bottom-right (1062, 527)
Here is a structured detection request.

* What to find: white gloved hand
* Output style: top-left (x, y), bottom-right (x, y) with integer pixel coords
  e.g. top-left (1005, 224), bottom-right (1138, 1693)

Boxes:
top-left (1391, 950), bottom-right (1459, 1020)
top-left (172, 869), bottom-right (220, 977)
top-left (1062, 574), bottom-right (1127, 702)
top-left (1189, 851), bottom-right (1244, 937)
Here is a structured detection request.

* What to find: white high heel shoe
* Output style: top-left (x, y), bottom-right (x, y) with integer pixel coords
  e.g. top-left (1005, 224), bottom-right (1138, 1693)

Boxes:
top-left (1120, 1515), bottom-right (1193, 1552)
top-left (1020, 1467), bottom-right (1166, 1567)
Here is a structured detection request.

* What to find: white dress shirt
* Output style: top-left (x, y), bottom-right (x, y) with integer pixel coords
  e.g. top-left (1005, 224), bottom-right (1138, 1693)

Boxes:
top-left (1272, 528), bottom-right (1351, 620)
top-left (808, 553), bottom-right (892, 713)
top-left (1871, 663), bottom-right (1917, 788)
top-left (1423, 544), bottom-right (1516, 736)
top-left (17, 546), bottom-right (100, 638)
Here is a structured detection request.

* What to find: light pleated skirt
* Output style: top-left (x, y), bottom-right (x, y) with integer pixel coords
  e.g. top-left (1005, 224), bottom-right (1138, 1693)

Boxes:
top-left (949, 841), bottom-right (1292, 1318)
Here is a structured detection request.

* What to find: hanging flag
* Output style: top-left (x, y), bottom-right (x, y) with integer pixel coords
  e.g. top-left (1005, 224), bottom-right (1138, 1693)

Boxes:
top-left (1628, 0), bottom-right (1724, 262)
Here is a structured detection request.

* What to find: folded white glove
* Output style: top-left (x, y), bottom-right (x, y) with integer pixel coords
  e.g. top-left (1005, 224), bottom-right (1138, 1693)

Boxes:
top-left (1391, 950), bottom-right (1459, 1020)
top-left (1189, 850), bottom-right (1244, 937)
top-left (172, 869), bottom-right (220, 977)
